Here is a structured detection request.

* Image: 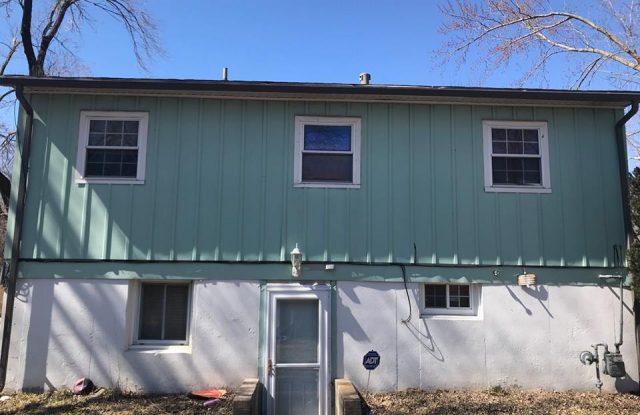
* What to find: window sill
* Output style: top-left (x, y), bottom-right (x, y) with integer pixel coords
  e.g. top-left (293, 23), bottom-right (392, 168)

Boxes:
top-left (484, 186), bottom-right (551, 194)
top-left (420, 313), bottom-right (483, 321)
top-left (294, 182), bottom-right (360, 189)
top-left (127, 344), bottom-right (192, 354)
top-left (76, 177), bottom-right (145, 185)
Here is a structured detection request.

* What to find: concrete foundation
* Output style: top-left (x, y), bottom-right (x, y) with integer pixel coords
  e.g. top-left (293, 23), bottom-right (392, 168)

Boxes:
top-left (2, 279), bottom-right (637, 393)
top-left (337, 282), bottom-right (638, 393)
top-left (5, 279), bottom-right (261, 392)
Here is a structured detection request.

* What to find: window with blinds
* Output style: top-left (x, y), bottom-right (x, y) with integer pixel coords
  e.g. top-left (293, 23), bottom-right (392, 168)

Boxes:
top-left (137, 283), bottom-right (190, 345)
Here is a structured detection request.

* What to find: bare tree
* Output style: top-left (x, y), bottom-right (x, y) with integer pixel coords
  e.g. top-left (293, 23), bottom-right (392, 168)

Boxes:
top-left (0, 0), bottom-right (161, 174)
top-left (439, 0), bottom-right (640, 89)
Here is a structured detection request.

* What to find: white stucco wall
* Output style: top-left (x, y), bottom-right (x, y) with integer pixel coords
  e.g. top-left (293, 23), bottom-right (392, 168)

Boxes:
top-left (3, 278), bottom-right (637, 394)
top-left (4, 279), bottom-right (261, 392)
top-left (337, 281), bottom-right (638, 393)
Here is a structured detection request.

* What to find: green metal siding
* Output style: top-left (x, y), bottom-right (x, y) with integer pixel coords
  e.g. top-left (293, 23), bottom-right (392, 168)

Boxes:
top-left (12, 93), bottom-right (625, 268)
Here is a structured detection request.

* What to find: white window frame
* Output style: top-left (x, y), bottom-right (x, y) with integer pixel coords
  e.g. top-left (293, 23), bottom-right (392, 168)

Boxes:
top-left (76, 111), bottom-right (149, 184)
top-left (131, 281), bottom-right (192, 347)
top-left (421, 283), bottom-right (482, 317)
top-left (482, 120), bottom-right (551, 193)
top-left (294, 116), bottom-right (361, 188)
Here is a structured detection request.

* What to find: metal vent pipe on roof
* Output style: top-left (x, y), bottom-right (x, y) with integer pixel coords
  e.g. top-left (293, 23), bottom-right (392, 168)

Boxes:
top-left (222, 67), bottom-right (228, 81)
top-left (359, 73), bottom-right (371, 85)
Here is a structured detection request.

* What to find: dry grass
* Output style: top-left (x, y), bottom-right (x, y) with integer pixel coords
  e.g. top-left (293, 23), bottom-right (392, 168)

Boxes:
top-left (0, 389), bottom-right (234, 415)
top-left (362, 388), bottom-right (640, 415)
top-left (1, 388), bottom-right (640, 414)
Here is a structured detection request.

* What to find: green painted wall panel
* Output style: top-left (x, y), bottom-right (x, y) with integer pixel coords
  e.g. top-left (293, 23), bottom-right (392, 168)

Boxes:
top-left (12, 94), bottom-right (626, 271)
top-left (433, 105), bottom-right (456, 264)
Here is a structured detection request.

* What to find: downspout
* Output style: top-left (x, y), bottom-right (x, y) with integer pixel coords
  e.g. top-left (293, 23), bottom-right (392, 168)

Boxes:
top-left (614, 100), bottom-right (639, 391)
top-left (615, 100), bottom-right (638, 247)
top-left (0, 85), bottom-right (34, 391)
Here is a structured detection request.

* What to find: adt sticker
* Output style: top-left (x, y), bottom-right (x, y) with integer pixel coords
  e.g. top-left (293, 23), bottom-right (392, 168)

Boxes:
top-left (362, 350), bottom-right (380, 370)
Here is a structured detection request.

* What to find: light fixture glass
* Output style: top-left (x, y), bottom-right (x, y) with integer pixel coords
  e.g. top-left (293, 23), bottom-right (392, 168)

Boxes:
top-left (290, 244), bottom-right (302, 278)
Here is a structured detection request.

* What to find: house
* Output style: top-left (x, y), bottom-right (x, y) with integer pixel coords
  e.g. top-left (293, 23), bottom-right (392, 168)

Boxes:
top-left (0, 75), bottom-right (638, 412)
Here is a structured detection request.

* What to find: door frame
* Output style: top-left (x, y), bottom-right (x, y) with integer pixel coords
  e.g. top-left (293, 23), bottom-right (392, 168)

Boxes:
top-left (264, 283), bottom-right (331, 415)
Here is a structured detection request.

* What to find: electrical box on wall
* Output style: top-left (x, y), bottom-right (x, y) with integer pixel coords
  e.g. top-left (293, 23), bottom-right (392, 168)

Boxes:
top-left (603, 352), bottom-right (626, 378)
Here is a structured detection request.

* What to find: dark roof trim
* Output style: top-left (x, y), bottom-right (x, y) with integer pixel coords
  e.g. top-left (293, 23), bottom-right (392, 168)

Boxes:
top-left (1, 75), bottom-right (639, 106)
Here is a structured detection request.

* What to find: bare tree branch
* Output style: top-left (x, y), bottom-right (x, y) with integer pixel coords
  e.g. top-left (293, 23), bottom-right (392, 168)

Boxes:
top-left (439, 0), bottom-right (640, 87)
top-left (0, 36), bottom-right (20, 75)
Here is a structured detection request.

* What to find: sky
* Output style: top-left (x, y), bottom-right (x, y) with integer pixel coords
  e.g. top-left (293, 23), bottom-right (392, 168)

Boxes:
top-left (0, 0), bottom-right (637, 167)
top-left (1, 0), bottom-right (582, 87)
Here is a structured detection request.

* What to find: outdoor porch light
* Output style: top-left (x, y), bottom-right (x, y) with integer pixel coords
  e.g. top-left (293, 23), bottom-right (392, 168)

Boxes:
top-left (290, 244), bottom-right (302, 278)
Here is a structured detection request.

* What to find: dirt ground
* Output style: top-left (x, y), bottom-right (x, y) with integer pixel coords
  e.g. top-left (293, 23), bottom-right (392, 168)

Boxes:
top-left (0, 389), bottom-right (235, 415)
top-left (0, 388), bottom-right (639, 414)
top-left (363, 388), bottom-right (640, 415)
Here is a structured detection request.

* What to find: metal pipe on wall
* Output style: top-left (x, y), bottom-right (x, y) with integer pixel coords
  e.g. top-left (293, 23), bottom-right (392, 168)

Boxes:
top-left (0, 85), bottom-right (34, 391)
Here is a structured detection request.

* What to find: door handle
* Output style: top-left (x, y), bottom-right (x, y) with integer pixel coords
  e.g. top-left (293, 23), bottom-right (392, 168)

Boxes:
top-left (267, 359), bottom-right (274, 376)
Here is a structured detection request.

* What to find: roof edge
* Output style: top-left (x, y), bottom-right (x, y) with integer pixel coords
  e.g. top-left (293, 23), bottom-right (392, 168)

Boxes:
top-left (1, 75), bottom-right (639, 106)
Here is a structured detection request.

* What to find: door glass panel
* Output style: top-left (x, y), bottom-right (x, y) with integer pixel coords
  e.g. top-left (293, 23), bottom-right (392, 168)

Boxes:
top-left (275, 368), bottom-right (319, 415)
top-left (276, 300), bottom-right (318, 363)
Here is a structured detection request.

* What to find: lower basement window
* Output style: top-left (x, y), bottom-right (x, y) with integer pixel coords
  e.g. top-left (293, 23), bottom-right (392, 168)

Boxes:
top-left (135, 282), bottom-right (191, 345)
top-left (422, 283), bottom-right (480, 317)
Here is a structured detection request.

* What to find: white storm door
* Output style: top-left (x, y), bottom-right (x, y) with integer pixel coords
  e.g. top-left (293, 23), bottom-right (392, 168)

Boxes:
top-left (266, 284), bottom-right (329, 415)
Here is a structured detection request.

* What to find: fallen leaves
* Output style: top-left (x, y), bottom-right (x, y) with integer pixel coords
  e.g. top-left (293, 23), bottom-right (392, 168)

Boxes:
top-left (362, 388), bottom-right (640, 415)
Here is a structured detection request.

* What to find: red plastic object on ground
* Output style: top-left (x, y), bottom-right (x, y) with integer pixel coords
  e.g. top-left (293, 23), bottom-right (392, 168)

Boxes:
top-left (190, 389), bottom-right (227, 399)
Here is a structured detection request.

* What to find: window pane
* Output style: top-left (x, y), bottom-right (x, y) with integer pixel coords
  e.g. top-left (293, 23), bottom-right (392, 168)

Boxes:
top-left (523, 129), bottom-right (539, 142)
top-left (449, 285), bottom-right (470, 309)
top-left (276, 300), bottom-right (318, 364)
top-left (508, 170), bottom-right (523, 185)
top-left (85, 149), bottom-right (138, 178)
top-left (491, 128), bottom-right (506, 141)
top-left (301, 153), bottom-right (352, 182)
top-left (89, 120), bottom-right (106, 133)
top-left (123, 120), bottom-right (139, 134)
top-left (523, 158), bottom-right (540, 170)
top-left (492, 157), bottom-right (541, 185)
top-left (88, 133), bottom-right (105, 146)
top-left (507, 129), bottom-right (522, 142)
top-left (107, 120), bottom-right (123, 133)
top-left (164, 285), bottom-right (189, 341)
top-left (425, 285), bottom-right (446, 308)
top-left (523, 143), bottom-right (539, 155)
top-left (275, 368), bottom-right (319, 415)
top-left (139, 285), bottom-right (164, 340)
top-left (304, 125), bottom-right (351, 151)
top-left (524, 171), bottom-right (541, 184)
top-left (105, 134), bottom-right (123, 146)
top-left (507, 142), bottom-right (523, 154)
top-left (492, 142), bottom-right (506, 154)
top-left (122, 134), bottom-right (138, 147)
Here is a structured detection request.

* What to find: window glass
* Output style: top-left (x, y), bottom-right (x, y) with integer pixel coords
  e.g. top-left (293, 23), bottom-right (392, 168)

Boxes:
top-left (425, 285), bottom-right (447, 308)
top-left (423, 284), bottom-right (479, 317)
top-left (138, 283), bottom-right (190, 343)
top-left (294, 117), bottom-right (361, 187)
top-left (301, 154), bottom-right (353, 182)
top-left (303, 125), bottom-right (351, 151)
top-left (449, 285), bottom-right (470, 308)
top-left (78, 112), bottom-right (148, 183)
top-left (489, 125), bottom-right (543, 187)
top-left (139, 284), bottom-right (164, 340)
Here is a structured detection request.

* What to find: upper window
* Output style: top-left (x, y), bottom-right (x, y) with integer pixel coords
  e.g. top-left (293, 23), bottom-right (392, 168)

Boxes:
top-left (76, 111), bottom-right (149, 184)
top-left (422, 283), bottom-right (481, 317)
top-left (294, 116), bottom-right (361, 188)
top-left (482, 120), bottom-right (550, 193)
top-left (135, 282), bottom-right (191, 346)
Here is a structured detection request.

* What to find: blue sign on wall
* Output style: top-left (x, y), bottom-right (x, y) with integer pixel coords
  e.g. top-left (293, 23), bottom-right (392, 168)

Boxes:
top-left (362, 350), bottom-right (380, 370)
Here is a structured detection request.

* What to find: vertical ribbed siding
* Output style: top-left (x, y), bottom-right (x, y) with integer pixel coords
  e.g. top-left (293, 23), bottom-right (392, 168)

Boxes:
top-left (16, 94), bottom-right (625, 268)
